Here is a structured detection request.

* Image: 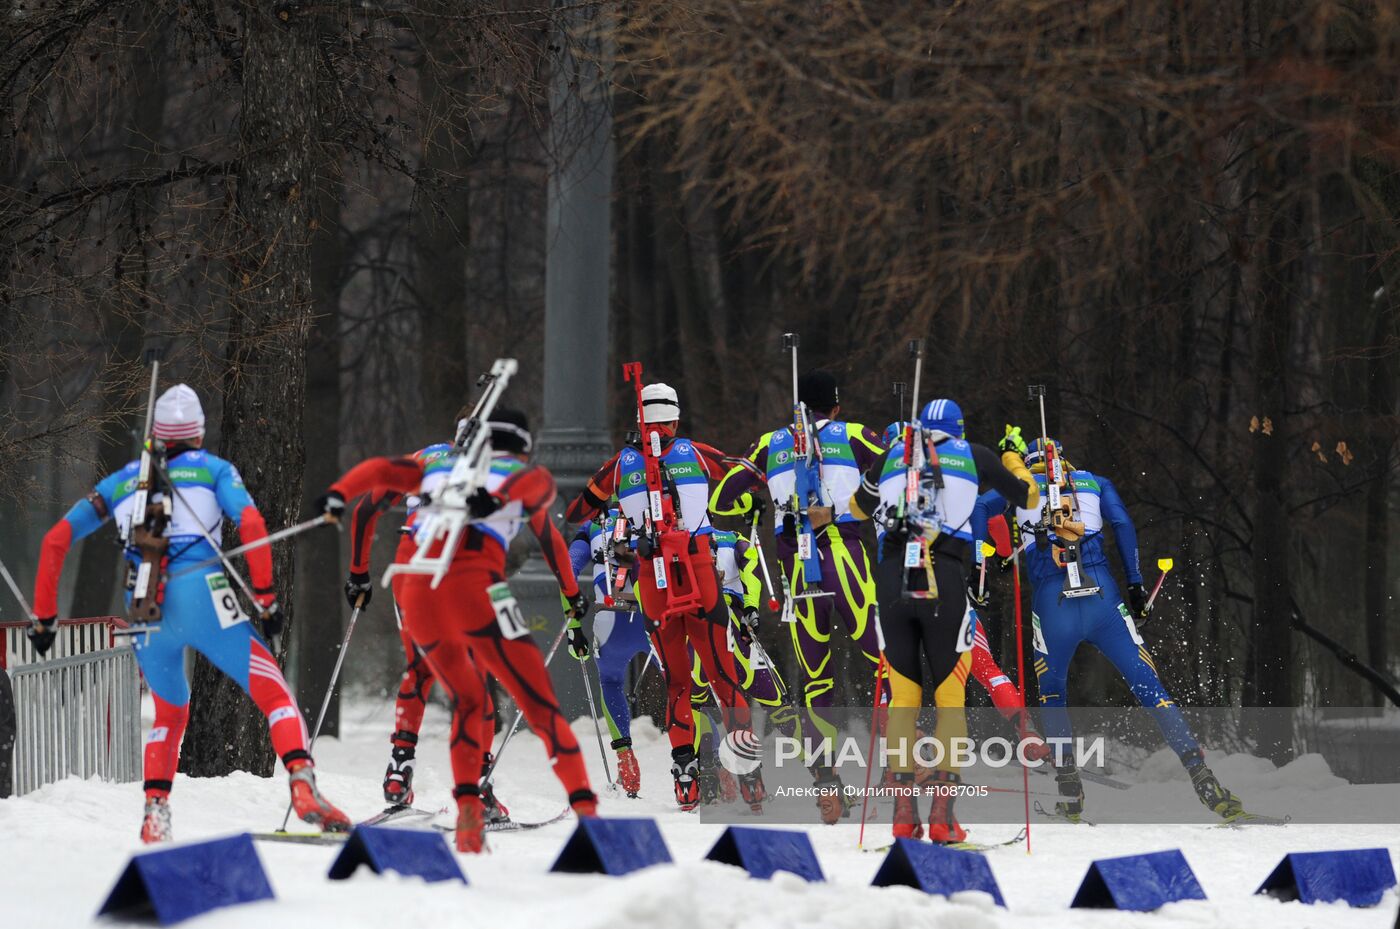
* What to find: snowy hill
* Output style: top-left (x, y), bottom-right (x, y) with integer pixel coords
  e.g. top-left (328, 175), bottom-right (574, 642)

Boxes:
top-left (1, 699), bottom-right (1396, 929)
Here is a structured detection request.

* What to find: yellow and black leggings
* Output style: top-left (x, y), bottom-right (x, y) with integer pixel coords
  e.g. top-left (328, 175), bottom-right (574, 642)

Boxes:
top-left (876, 542), bottom-right (973, 776)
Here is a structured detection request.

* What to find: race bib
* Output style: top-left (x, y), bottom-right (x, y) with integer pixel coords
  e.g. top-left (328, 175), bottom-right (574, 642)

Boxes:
top-left (1031, 611), bottom-right (1048, 656)
top-left (955, 604), bottom-right (975, 653)
top-left (726, 622), bottom-right (737, 653)
top-left (903, 541), bottom-right (923, 569)
top-left (206, 573), bottom-right (248, 629)
top-left (1118, 602), bottom-right (1145, 645)
top-left (488, 582), bottom-right (529, 640)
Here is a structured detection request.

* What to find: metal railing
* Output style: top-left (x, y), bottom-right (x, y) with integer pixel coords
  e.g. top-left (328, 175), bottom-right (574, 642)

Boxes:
top-left (9, 644), bottom-right (143, 795)
top-left (2, 616), bottom-right (126, 670)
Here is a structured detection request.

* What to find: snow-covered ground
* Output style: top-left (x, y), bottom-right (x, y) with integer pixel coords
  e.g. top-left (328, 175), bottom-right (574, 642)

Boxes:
top-left (2, 698), bottom-right (1397, 929)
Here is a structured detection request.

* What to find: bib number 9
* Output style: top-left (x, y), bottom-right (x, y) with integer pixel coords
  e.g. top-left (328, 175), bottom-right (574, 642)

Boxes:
top-left (206, 573), bottom-right (248, 629)
top-left (488, 582), bottom-right (529, 640)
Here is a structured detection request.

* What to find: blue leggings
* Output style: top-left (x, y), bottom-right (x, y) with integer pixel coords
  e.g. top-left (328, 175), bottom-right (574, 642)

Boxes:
top-left (593, 608), bottom-right (651, 745)
top-left (133, 569), bottom-right (274, 704)
top-left (1032, 569), bottom-right (1198, 762)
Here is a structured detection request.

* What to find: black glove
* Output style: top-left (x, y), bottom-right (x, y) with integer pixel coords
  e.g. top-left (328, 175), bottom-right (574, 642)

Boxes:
top-left (345, 571), bottom-right (373, 609)
top-left (967, 575), bottom-right (991, 610)
top-left (1127, 582), bottom-right (1149, 619)
top-left (466, 488), bottom-right (503, 519)
top-left (258, 600), bottom-right (285, 641)
top-left (28, 616), bottom-right (58, 656)
top-left (738, 605), bottom-right (761, 643)
top-left (566, 619), bottom-right (590, 660)
top-left (565, 591), bottom-right (589, 620)
top-left (314, 490), bottom-right (346, 523)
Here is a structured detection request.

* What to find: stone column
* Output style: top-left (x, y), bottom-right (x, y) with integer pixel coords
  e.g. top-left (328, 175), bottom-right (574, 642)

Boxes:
top-left (510, 3), bottom-right (614, 718)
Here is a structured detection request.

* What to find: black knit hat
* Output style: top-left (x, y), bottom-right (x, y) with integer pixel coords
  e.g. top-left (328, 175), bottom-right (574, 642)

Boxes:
top-left (488, 407), bottom-right (532, 454)
top-left (798, 370), bottom-right (840, 412)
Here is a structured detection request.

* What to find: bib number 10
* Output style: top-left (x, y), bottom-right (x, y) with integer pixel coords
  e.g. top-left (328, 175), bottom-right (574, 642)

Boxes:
top-left (488, 582), bottom-right (530, 640)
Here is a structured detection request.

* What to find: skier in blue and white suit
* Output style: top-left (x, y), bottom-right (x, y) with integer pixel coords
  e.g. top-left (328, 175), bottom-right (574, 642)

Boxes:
top-left (973, 436), bottom-right (1245, 822)
top-left (31, 384), bottom-right (350, 843)
top-left (566, 508), bottom-right (651, 797)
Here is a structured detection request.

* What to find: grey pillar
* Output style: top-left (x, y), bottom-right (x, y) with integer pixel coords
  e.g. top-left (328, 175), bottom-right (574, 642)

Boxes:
top-left (510, 3), bottom-right (614, 719)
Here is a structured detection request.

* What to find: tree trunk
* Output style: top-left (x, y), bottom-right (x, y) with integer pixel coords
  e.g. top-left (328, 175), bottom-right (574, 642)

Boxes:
top-left (71, 14), bottom-right (172, 618)
top-left (414, 33), bottom-right (473, 436)
top-left (1246, 152), bottom-right (1300, 763)
top-left (293, 161), bottom-right (346, 735)
top-left (1362, 292), bottom-right (1395, 705)
top-left (182, 2), bottom-right (318, 778)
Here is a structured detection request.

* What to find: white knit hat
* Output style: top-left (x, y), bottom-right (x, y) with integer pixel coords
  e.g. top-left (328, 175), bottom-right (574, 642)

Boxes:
top-left (152, 384), bottom-right (205, 441)
top-left (641, 383), bottom-right (681, 424)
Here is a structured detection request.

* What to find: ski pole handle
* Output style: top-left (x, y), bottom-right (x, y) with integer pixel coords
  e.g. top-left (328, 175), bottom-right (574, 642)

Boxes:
top-left (1145, 557), bottom-right (1174, 612)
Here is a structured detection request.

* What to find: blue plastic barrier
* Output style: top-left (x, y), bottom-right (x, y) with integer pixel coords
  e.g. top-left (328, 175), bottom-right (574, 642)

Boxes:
top-left (705, 826), bottom-right (825, 882)
top-left (550, 818), bottom-right (673, 876)
top-left (870, 839), bottom-right (1005, 906)
top-left (328, 825), bottom-right (466, 884)
top-left (1257, 848), bottom-right (1396, 907)
top-left (1071, 849), bottom-right (1206, 912)
top-left (97, 833), bottom-right (274, 925)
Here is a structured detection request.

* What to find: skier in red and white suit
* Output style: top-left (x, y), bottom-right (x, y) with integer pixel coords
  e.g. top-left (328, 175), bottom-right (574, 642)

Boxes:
top-left (316, 409), bottom-right (596, 852)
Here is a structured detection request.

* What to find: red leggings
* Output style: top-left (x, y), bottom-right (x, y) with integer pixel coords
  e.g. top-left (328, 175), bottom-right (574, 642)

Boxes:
top-left (395, 562), bottom-right (589, 801)
top-left (638, 542), bottom-right (749, 751)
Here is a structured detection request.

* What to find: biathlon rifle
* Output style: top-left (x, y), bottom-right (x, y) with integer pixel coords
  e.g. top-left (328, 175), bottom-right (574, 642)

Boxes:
top-left (127, 349), bottom-right (169, 625)
top-left (783, 333), bottom-right (825, 584)
top-left (1027, 385), bottom-right (1099, 599)
top-left (898, 340), bottom-right (939, 601)
top-left (383, 358), bottom-right (518, 589)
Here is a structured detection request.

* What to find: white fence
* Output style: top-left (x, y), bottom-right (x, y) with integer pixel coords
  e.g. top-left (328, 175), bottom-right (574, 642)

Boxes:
top-left (4, 617), bottom-right (142, 796)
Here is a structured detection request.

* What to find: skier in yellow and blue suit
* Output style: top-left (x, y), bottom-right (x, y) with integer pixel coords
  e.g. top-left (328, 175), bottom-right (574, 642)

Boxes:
top-left (972, 435), bottom-right (1245, 823)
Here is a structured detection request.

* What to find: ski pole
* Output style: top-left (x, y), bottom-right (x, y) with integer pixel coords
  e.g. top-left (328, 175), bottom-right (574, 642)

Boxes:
top-left (165, 516), bottom-right (333, 582)
top-left (0, 556), bottom-right (37, 621)
top-left (628, 647), bottom-right (655, 708)
top-left (482, 618), bottom-right (571, 787)
top-left (976, 541), bottom-right (995, 602)
top-left (1010, 524), bottom-right (1032, 855)
top-left (1143, 557), bottom-right (1174, 615)
top-left (278, 593), bottom-right (367, 832)
top-left (857, 654), bottom-right (887, 849)
top-left (578, 657), bottom-right (615, 789)
top-left (749, 517), bottom-right (781, 612)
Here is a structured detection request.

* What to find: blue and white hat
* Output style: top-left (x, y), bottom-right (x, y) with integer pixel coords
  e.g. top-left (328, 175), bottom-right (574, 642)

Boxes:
top-left (1024, 437), bottom-right (1062, 469)
top-left (918, 399), bottom-right (965, 439)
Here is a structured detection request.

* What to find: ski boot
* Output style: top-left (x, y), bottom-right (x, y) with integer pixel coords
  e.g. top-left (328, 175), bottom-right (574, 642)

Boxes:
top-left (1054, 762), bottom-right (1086, 822)
top-left (891, 772), bottom-right (923, 840)
top-left (1186, 753), bottom-right (1244, 820)
top-left (383, 730), bottom-right (417, 806)
top-left (481, 781), bottom-right (511, 826)
top-left (140, 795), bottom-right (172, 844)
top-left (288, 760), bottom-right (352, 833)
top-left (672, 749), bottom-right (700, 811)
top-left (717, 765), bottom-right (739, 803)
top-left (925, 770), bottom-right (968, 844)
top-left (570, 788), bottom-right (600, 819)
top-left (812, 767), bottom-right (849, 825)
top-left (738, 765), bottom-right (766, 813)
top-left (614, 739), bottom-right (641, 798)
top-left (697, 750), bottom-right (722, 805)
top-left (478, 752), bottom-right (511, 825)
top-left (454, 786), bottom-right (487, 853)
